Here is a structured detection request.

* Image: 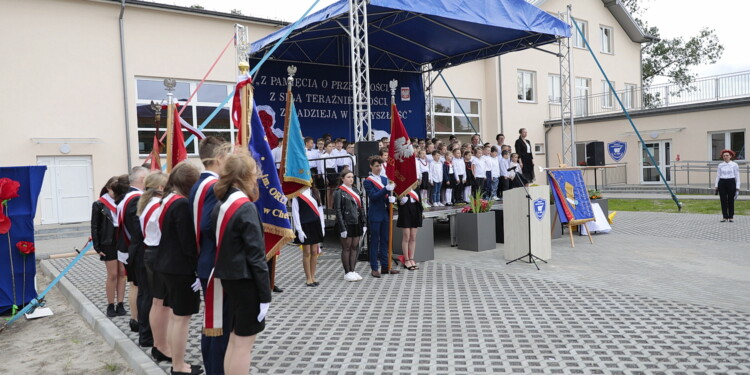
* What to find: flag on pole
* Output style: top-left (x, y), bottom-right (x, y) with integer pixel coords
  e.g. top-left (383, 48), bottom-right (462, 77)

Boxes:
top-left (386, 103), bottom-right (418, 198)
top-left (248, 99), bottom-right (295, 259)
top-left (169, 106), bottom-right (188, 168)
top-left (149, 135), bottom-right (162, 171)
top-left (279, 100), bottom-right (311, 199)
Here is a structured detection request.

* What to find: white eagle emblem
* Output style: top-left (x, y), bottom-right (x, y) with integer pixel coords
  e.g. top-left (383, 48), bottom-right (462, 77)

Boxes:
top-left (393, 137), bottom-right (414, 161)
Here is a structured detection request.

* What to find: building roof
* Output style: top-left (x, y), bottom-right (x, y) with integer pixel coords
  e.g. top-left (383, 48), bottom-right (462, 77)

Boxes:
top-left (527, 0), bottom-right (655, 43)
top-left (100, 0), bottom-right (288, 27)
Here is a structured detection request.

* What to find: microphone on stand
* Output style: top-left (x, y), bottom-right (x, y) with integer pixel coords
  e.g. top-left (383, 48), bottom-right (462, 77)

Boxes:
top-left (507, 166), bottom-right (517, 172)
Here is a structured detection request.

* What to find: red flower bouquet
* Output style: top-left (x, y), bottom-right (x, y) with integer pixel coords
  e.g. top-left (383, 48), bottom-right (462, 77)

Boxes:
top-left (0, 177), bottom-right (21, 234)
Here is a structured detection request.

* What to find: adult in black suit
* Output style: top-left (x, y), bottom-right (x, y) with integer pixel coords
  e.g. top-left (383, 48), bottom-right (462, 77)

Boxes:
top-left (514, 128), bottom-right (534, 184)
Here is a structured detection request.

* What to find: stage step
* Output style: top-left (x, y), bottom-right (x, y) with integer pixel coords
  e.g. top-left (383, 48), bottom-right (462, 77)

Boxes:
top-left (34, 222), bottom-right (90, 241)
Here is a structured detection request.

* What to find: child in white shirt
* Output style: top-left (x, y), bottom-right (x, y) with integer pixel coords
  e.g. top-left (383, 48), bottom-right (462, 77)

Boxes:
top-left (429, 151), bottom-right (444, 206)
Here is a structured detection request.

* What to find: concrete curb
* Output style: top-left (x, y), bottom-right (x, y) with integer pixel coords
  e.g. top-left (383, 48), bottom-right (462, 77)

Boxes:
top-left (40, 260), bottom-right (166, 375)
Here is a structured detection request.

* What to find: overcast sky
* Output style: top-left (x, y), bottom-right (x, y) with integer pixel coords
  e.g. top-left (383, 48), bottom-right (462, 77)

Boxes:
top-left (155, 0), bottom-right (750, 78)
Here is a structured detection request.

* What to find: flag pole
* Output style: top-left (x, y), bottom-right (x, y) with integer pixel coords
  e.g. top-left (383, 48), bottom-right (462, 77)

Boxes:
top-left (386, 79), bottom-right (398, 272)
top-left (279, 65), bottom-right (297, 181)
top-left (238, 62), bottom-right (251, 148)
top-left (164, 78), bottom-right (176, 172)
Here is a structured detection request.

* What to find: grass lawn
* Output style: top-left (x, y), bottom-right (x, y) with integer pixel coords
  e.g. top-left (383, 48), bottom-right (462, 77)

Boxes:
top-left (608, 199), bottom-right (750, 215)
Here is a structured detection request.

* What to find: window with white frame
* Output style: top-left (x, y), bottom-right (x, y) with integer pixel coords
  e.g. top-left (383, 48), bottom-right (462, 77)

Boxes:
top-left (601, 81), bottom-right (614, 108)
top-left (433, 97), bottom-right (481, 141)
top-left (548, 74), bottom-right (561, 103)
top-left (517, 70), bottom-right (536, 102)
top-left (572, 19), bottom-right (588, 49)
top-left (710, 130), bottom-right (745, 160)
top-left (136, 78), bottom-right (234, 156)
top-left (623, 83), bottom-right (637, 109)
top-left (575, 142), bottom-right (588, 166)
top-left (600, 25), bottom-right (613, 54)
top-left (535, 143), bottom-right (545, 155)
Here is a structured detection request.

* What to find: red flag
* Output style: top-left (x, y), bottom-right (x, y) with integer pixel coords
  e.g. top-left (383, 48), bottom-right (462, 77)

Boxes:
top-left (386, 103), bottom-right (418, 198)
top-left (150, 135), bottom-right (162, 171)
top-left (170, 106), bottom-right (187, 167)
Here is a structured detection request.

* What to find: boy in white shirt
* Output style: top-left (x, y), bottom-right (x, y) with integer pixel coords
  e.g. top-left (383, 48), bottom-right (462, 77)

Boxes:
top-left (489, 146), bottom-right (501, 200)
top-left (498, 148), bottom-right (511, 198)
top-left (451, 149), bottom-right (466, 204)
top-left (429, 151), bottom-right (444, 206)
top-left (473, 147), bottom-right (486, 198)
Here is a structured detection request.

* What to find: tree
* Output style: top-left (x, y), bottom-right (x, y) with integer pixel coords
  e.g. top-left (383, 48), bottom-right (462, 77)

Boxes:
top-left (622, 0), bottom-right (724, 89)
top-left (189, 4), bottom-right (204, 10)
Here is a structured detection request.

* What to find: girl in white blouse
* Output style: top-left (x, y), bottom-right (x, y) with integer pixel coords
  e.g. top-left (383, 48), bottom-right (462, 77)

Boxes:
top-left (714, 149), bottom-right (741, 222)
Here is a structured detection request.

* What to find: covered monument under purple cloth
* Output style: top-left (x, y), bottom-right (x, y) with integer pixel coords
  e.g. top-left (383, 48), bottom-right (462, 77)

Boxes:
top-left (0, 166), bottom-right (46, 315)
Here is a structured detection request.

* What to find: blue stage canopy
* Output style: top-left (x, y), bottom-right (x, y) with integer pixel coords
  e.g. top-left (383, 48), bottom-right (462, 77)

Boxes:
top-left (250, 0), bottom-right (570, 72)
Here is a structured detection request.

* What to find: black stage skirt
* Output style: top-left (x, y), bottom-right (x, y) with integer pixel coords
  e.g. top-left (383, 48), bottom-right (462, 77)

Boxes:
top-left (419, 172), bottom-right (431, 190)
top-left (397, 201), bottom-right (423, 228)
top-left (294, 221), bottom-right (324, 245)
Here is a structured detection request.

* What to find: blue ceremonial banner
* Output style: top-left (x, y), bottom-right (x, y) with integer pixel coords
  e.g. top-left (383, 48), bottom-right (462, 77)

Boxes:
top-left (251, 59), bottom-right (426, 141)
top-left (248, 101), bottom-right (295, 258)
top-left (280, 100), bottom-right (312, 199)
top-left (547, 169), bottom-right (594, 223)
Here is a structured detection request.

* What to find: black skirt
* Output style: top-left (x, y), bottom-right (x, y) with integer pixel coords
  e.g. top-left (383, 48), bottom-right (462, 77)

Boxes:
top-left (294, 221), bottom-right (324, 245)
top-left (397, 201), bottom-right (423, 228)
top-left (419, 172), bottom-right (431, 190)
top-left (326, 168), bottom-right (339, 187)
top-left (338, 222), bottom-right (363, 238)
top-left (222, 278), bottom-right (265, 337)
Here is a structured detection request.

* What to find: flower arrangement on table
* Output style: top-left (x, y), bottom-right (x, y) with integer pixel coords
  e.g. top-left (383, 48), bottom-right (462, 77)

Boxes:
top-left (460, 189), bottom-right (495, 214)
top-left (588, 189), bottom-right (603, 200)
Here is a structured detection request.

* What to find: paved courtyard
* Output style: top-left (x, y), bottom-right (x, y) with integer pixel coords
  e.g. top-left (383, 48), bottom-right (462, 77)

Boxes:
top-left (45, 211), bottom-right (750, 374)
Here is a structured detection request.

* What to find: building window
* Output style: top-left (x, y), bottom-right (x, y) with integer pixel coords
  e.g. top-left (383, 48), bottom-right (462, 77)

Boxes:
top-left (517, 70), bottom-right (536, 103)
top-left (575, 142), bottom-right (588, 166)
top-left (623, 83), bottom-right (637, 109)
top-left (548, 74), bottom-right (561, 103)
top-left (710, 131), bottom-right (745, 160)
top-left (574, 77), bottom-right (590, 117)
top-left (433, 97), bottom-right (481, 142)
top-left (572, 19), bottom-right (588, 49)
top-left (601, 81), bottom-right (614, 108)
top-left (535, 143), bottom-right (545, 155)
top-left (136, 78), bottom-right (234, 156)
top-left (600, 26), bottom-right (613, 54)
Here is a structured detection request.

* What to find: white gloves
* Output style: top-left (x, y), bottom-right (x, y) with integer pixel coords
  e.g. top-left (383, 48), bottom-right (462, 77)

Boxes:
top-left (191, 278), bottom-right (202, 292)
top-left (386, 183), bottom-right (395, 191)
top-left (400, 197), bottom-right (408, 205)
top-left (258, 302), bottom-right (269, 322)
top-left (736, 191), bottom-right (740, 200)
top-left (297, 229), bottom-right (307, 242)
top-left (340, 231), bottom-right (348, 238)
top-left (388, 196), bottom-right (396, 203)
top-left (117, 251), bottom-right (128, 265)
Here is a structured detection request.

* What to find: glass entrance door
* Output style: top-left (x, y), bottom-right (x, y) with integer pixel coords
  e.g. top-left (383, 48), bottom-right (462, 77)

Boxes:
top-left (641, 141), bottom-right (671, 183)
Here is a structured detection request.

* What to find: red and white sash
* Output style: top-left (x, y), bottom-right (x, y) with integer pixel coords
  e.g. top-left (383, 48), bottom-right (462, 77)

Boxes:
top-left (205, 191), bottom-right (250, 336)
top-left (408, 190), bottom-right (420, 202)
top-left (298, 193), bottom-right (320, 217)
top-left (139, 197), bottom-right (162, 246)
top-left (365, 175), bottom-right (385, 190)
top-left (338, 185), bottom-right (361, 208)
top-left (158, 193), bottom-right (182, 229)
top-left (98, 195), bottom-right (117, 224)
top-left (117, 190), bottom-right (142, 245)
top-left (192, 175), bottom-right (218, 248)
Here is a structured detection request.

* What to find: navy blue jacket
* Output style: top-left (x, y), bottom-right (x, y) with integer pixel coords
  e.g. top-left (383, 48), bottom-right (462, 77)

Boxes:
top-left (363, 174), bottom-right (389, 222)
top-left (443, 163), bottom-right (457, 185)
top-left (189, 172), bottom-right (220, 280)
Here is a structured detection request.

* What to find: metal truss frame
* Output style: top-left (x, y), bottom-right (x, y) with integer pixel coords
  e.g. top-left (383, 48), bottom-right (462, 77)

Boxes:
top-left (558, 5), bottom-right (576, 166)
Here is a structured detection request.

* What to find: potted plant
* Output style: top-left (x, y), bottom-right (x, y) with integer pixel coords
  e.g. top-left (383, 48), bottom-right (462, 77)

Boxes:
top-left (588, 189), bottom-right (608, 218)
top-left (456, 189), bottom-right (496, 251)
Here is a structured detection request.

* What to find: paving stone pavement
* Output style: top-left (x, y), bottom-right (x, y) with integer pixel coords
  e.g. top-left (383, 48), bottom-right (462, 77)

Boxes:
top-left (45, 211), bottom-right (750, 375)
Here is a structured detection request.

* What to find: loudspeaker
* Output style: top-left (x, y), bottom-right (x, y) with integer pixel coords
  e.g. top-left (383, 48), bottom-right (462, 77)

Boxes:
top-left (355, 141), bottom-right (380, 177)
top-left (586, 141), bottom-right (605, 166)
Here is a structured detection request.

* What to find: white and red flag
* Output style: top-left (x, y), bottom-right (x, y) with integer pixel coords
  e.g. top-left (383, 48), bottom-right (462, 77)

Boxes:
top-left (386, 103), bottom-right (418, 198)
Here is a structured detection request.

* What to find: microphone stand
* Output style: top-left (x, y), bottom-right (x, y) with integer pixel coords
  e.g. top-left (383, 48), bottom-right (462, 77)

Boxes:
top-left (505, 167), bottom-right (547, 270)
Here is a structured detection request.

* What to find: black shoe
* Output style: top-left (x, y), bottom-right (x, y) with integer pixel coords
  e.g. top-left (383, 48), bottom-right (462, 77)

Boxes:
top-left (106, 304), bottom-right (116, 317)
top-left (313, 281), bottom-right (320, 286)
top-left (129, 319), bottom-right (139, 332)
top-left (273, 286), bottom-right (284, 293)
top-left (171, 365), bottom-right (204, 375)
top-left (305, 282), bottom-right (316, 287)
top-left (115, 302), bottom-right (126, 316)
top-left (152, 347), bottom-right (172, 362)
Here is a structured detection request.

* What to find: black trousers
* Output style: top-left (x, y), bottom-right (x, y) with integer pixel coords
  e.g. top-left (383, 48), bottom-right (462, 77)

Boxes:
top-left (718, 178), bottom-right (737, 219)
top-left (134, 247), bottom-right (153, 347)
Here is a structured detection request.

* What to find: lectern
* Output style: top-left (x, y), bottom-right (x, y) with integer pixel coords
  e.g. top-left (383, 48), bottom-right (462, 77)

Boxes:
top-left (503, 185), bottom-right (551, 262)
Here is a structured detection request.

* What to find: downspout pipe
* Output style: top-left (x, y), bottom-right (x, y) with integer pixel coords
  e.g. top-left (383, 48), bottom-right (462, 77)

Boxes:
top-left (119, 0), bottom-right (133, 170)
top-left (544, 123), bottom-right (552, 169)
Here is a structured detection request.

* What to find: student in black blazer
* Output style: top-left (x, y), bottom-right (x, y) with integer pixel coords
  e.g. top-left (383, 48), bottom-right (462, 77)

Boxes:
top-left (210, 151), bottom-right (272, 375)
top-left (154, 162), bottom-right (201, 375)
top-left (334, 170), bottom-right (366, 282)
top-left (91, 176), bottom-right (126, 318)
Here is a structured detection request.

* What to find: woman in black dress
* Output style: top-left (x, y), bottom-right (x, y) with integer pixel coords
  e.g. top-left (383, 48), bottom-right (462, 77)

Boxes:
top-left (514, 128), bottom-right (534, 184)
top-left (292, 187), bottom-right (325, 286)
top-left (333, 170), bottom-right (365, 282)
top-left (397, 188), bottom-right (423, 270)
top-left (91, 176), bottom-right (127, 317)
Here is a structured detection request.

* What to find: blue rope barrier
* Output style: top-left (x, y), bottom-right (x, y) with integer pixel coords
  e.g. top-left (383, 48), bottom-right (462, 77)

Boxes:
top-left (3, 241), bottom-right (94, 329)
top-left (571, 18), bottom-right (682, 210)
